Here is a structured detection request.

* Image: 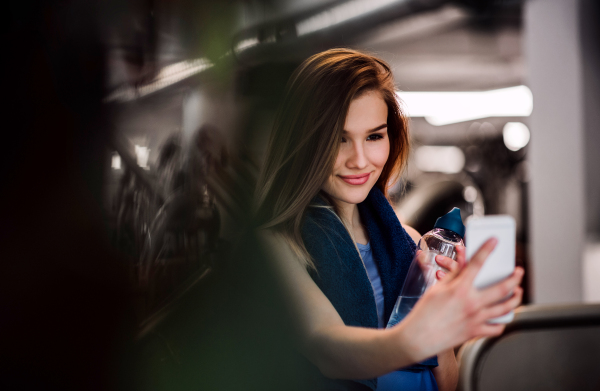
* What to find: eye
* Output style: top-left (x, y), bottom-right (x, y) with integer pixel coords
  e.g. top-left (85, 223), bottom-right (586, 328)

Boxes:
top-left (341, 136), bottom-right (347, 143)
top-left (367, 134), bottom-right (384, 141)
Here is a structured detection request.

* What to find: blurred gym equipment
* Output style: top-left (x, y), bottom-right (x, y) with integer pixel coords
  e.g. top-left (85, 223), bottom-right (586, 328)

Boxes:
top-left (458, 304), bottom-right (600, 391)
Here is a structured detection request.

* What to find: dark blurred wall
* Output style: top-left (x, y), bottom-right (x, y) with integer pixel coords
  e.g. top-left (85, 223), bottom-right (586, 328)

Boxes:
top-left (1, 1), bottom-right (132, 389)
top-left (1, 1), bottom-right (311, 390)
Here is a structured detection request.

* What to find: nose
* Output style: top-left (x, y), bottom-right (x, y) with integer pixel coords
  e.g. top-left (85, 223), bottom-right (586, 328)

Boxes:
top-left (346, 141), bottom-right (368, 170)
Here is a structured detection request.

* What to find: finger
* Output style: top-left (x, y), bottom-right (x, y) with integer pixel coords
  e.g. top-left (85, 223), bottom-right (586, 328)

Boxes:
top-left (478, 267), bottom-right (524, 306)
top-left (443, 246), bottom-right (467, 282)
top-left (435, 255), bottom-right (457, 273)
top-left (462, 238), bottom-right (498, 283)
top-left (481, 287), bottom-right (523, 320)
top-left (455, 245), bottom-right (467, 270)
top-left (436, 270), bottom-right (447, 280)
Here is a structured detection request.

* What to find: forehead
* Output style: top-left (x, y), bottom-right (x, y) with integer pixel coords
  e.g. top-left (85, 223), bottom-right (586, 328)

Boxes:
top-left (344, 91), bottom-right (388, 133)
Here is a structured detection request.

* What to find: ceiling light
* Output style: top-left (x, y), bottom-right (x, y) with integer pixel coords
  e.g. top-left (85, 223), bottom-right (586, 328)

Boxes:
top-left (397, 85), bottom-right (533, 126)
top-left (105, 58), bottom-right (213, 103)
top-left (503, 122), bottom-right (530, 151)
top-left (135, 145), bottom-right (150, 169)
top-left (111, 153), bottom-right (121, 170)
top-left (235, 38), bottom-right (259, 53)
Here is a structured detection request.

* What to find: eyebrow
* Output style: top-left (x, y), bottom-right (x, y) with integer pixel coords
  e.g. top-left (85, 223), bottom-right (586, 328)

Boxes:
top-left (342, 124), bottom-right (388, 134)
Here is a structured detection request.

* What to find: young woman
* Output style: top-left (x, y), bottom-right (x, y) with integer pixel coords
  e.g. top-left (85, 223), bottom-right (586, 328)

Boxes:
top-left (255, 48), bottom-right (523, 391)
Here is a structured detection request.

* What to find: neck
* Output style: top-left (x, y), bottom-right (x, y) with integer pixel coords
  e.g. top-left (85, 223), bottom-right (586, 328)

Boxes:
top-left (336, 201), bottom-right (359, 227)
top-left (333, 200), bottom-right (368, 245)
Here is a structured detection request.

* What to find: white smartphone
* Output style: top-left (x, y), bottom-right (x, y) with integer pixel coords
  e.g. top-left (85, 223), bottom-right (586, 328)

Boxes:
top-left (465, 215), bottom-right (516, 324)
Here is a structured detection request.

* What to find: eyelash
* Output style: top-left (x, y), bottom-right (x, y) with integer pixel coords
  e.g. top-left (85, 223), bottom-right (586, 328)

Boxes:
top-left (367, 134), bottom-right (384, 141)
top-left (341, 134), bottom-right (384, 143)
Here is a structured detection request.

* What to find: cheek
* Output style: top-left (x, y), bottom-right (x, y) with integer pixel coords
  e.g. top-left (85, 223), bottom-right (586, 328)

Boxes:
top-left (372, 142), bottom-right (390, 168)
top-left (332, 148), bottom-right (347, 173)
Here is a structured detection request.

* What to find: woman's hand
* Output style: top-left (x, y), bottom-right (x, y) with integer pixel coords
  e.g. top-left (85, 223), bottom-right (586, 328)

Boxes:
top-left (434, 251), bottom-right (465, 280)
top-left (394, 239), bottom-right (524, 363)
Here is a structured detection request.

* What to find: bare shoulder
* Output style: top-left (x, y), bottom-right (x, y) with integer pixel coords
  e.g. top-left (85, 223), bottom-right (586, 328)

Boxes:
top-left (256, 228), bottom-right (346, 338)
top-left (256, 228), bottom-right (283, 250)
top-left (256, 229), bottom-right (307, 275)
top-left (403, 225), bottom-right (422, 244)
top-left (257, 229), bottom-right (296, 262)
top-left (393, 208), bottom-right (421, 244)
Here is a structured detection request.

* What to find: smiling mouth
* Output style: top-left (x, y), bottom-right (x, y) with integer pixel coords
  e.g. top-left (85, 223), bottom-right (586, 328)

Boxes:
top-left (338, 173), bottom-right (371, 185)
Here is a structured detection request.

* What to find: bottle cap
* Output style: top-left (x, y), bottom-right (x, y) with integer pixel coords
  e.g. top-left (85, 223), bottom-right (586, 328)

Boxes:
top-left (433, 207), bottom-right (465, 238)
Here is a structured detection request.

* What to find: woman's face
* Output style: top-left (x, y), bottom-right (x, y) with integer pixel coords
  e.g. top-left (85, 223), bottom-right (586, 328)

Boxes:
top-left (322, 90), bottom-right (390, 208)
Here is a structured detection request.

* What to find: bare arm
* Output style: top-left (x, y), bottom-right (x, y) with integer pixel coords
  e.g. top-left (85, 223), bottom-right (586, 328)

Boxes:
top-left (404, 225), bottom-right (422, 245)
top-left (261, 232), bottom-right (524, 380)
top-left (432, 350), bottom-right (458, 391)
top-left (263, 232), bottom-right (418, 378)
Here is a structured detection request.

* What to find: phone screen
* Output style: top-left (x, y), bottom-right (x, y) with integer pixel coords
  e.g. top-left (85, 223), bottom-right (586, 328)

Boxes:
top-left (465, 215), bottom-right (516, 323)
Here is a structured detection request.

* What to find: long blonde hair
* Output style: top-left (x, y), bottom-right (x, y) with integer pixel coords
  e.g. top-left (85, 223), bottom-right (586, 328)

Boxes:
top-left (255, 48), bottom-right (410, 268)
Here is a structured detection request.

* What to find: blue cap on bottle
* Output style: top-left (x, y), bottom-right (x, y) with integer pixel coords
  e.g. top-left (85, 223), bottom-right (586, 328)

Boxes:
top-left (433, 207), bottom-right (465, 238)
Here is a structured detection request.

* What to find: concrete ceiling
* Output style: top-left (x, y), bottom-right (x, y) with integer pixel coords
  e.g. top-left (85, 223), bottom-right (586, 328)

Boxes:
top-left (353, 5), bottom-right (523, 91)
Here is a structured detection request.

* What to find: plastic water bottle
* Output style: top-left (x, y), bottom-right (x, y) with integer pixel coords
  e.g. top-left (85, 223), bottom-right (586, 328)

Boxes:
top-left (387, 208), bottom-right (465, 328)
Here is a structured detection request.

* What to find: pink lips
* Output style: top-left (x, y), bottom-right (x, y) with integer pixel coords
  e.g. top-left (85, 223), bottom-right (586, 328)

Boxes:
top-left (339, 173), bottom-right (370, 185)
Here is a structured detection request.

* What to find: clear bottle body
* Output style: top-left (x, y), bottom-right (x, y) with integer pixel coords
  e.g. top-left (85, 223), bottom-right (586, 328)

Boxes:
top-left (386, 229), bottom-right (464, 328)
top-left (418, 228), bottom-right (464, 259)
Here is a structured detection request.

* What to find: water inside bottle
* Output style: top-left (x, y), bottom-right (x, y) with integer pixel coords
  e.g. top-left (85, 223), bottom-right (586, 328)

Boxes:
top-left (386, 296), bottom-right (419, 328)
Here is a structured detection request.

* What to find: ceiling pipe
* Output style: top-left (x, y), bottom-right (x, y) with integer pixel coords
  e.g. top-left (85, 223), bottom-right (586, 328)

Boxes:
top-left (233, 0), bottom-right (452, 65)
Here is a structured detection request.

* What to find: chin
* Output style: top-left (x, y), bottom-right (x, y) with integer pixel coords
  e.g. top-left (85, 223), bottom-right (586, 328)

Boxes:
top-left (336, 187), bottom-right (372, 205)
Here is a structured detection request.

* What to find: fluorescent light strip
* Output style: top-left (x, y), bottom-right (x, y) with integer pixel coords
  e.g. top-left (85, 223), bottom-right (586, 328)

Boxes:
top-left (397, 85), bottom-right (533, 126)
top-left (105, 58), bottom-right (213, 103)
top-left (297, 0), bottom-right (404, 36)
top-left (235, 37), bottom-right (260, 53)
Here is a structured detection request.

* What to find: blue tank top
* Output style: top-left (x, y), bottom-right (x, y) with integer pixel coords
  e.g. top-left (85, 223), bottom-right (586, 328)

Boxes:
top-left (357, 242), bottom-right (439, 391)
